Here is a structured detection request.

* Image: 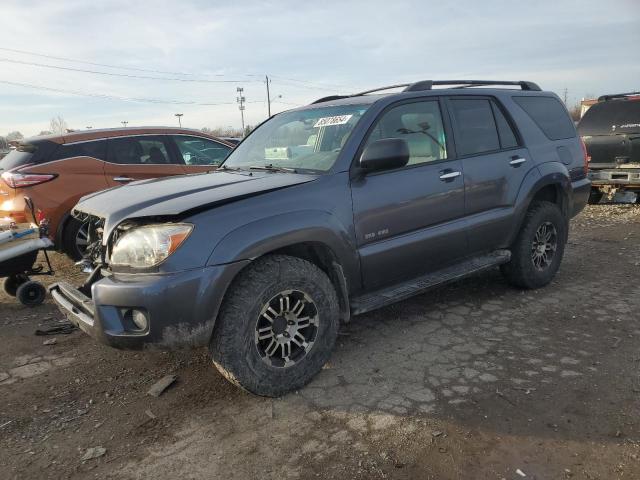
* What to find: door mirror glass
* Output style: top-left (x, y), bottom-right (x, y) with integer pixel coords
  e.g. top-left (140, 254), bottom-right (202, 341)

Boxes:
top-left (359, 138), bottom-right (409, 172)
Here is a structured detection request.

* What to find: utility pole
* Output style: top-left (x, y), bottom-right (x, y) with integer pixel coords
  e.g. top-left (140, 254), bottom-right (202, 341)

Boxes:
top-left (175, 113), bottom-right (183, 127)
top-left (563, 88), bottom-right (568, 105)
top-left (121, 121), bottom-right (128, 128)
top-left (236, 87), bottom-right (246, 136)
top-left (266, 75), bottom-right (271, 117)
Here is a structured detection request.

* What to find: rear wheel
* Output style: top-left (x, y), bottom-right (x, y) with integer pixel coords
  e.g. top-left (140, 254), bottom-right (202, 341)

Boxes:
top-left (210, 255), bottom-right (339, 397)
top-left (501, 201), bottom-right (567, 289)
top-left (62, 217), bottom-right (89, 261)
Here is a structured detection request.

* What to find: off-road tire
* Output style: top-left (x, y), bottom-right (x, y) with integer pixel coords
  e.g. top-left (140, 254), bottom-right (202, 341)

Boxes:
top-left (210, 254), bottom-right (339, 397)
top-left (501, 201), bottom-right (567, 289)
top-left (16, 281), bottom-right (47, 306)
top-left (62, 217), bottom-right (88, 261)
top-left (588, 189), bottom-right (603, 205)
top-left (3, 274), bottom-right (28, 297)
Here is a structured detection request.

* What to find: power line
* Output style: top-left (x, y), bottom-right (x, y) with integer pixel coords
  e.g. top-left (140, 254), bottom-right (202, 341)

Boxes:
top-left (0, 46), bottom-right (262, 78)
top-left (269, 74), bottom-right (349, 90)
top-left (0, 79), bottom-right (268, 106)
top-left (0, 47), bottom-right (349, 92)
top-left (0, 57), bottom-right (261, 83)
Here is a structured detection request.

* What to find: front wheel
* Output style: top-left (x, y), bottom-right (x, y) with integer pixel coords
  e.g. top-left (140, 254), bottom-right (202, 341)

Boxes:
top-left (210, 255), bottom-right (339, 397)
top-left (501, 201), bottom-right (567, 289)
top-left (62, 217), bottom-right (89, 261)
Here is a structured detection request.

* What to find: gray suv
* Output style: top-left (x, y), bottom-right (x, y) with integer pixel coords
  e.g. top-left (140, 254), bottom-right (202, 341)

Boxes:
top-left (50, 80), bottom-right (590, 396)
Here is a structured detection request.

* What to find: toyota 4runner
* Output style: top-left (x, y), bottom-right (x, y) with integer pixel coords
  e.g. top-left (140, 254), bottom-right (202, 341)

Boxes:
top-left (50, 80), bottom-right (590, 396)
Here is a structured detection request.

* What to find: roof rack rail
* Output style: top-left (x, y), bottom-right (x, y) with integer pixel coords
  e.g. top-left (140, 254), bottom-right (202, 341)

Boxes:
top-left (598, 91), bottom-right (640, 102)
top-left (311, 79), bottom-right (542, 104)
top-left (405, 80), bottom-right (541, 92)
top-left (311, 95), bottom-right (350, 104)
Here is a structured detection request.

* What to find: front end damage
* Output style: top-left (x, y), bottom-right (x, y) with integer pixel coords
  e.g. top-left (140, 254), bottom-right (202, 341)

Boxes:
top-left (49, 210), bottom-right (249, 349)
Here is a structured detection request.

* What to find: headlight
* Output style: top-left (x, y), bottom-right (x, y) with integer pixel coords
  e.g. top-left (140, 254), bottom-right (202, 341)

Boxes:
top-left (110, 224), bottom-right (193, 268)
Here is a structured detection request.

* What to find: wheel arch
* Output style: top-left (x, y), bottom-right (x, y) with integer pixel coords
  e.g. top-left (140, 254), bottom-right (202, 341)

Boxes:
top-left (507, 162), bottom-right (571, 246)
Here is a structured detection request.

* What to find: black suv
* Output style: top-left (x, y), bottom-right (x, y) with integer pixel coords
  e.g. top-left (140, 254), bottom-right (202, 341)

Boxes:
top-left (50, 80), bottom-right (590, 396)
top-left (578, 92), bottom-right (640, 203)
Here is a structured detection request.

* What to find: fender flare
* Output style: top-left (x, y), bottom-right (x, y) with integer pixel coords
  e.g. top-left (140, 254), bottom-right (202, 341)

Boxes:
top-left (207, 209), bottom-right (360, 293)
top-left (507, 162), bottom-right (571, 245)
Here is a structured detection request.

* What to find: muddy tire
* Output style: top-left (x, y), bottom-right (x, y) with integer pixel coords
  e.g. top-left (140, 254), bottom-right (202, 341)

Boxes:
top-left (62, 217), bottom-right (88, 261)
top-left (501, 201), bottom-right (567, 289)
top-left (210, 255), bottom-right (339, 397)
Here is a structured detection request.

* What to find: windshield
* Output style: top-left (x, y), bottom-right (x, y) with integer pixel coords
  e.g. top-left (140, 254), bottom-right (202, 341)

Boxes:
top-left (579, 100), bottom-right (640, 136)
top-left (222, 104), bottom-right (370, 172)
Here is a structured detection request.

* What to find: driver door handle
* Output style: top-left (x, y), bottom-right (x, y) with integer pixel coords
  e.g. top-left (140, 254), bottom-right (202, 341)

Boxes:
top-left (113, 176), bottom-right (134, 182)
top-left (509, 156), bottom-right (527, 166)
top-left (439, 170), bottom-right (462, 181)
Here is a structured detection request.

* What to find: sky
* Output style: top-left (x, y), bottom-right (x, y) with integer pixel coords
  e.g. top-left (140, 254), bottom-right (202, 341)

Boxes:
top-left (1, 0), bottom-right (639, 137)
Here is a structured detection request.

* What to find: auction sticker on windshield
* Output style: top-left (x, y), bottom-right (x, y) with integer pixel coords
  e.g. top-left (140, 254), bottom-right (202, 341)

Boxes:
top-left (314, 115), bottom-right (353, 128)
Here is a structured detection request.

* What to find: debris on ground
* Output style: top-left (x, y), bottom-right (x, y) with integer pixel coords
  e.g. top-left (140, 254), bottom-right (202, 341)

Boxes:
top-left (516, 468), bottom-right (527, 477)
top-left (147, 374), bottom-right (177, 397)
top-left (81, 446), bottom-right (107, 462)
top-left (34, 322), bottom-right (77, 336)
top-left (42, 338), bottom-right (57, 346)
top-left (145, 409), bottom-right (157, 419)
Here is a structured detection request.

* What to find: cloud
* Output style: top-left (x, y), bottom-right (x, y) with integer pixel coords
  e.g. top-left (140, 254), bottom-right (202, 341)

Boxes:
top-left (0, 0), bottom-right (638, 136)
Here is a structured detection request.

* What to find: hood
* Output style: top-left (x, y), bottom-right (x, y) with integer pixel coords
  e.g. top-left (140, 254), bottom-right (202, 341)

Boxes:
top-left (75, 170), bottom-right (317, 239)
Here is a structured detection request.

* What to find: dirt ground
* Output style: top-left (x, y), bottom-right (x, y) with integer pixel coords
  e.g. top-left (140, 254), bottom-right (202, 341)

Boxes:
top-left (1, 204), bottom-right (639, 480)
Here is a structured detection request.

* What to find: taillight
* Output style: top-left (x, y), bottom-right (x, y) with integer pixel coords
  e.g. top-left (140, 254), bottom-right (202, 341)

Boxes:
top-left (580, 138), bottom-right (590, 175)
top-left (1, 171), bottom-right (56, 188)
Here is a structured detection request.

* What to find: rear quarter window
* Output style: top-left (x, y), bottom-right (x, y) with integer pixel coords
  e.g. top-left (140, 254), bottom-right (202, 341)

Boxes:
top-left (513, 96), bottom-right (576, 140)
top-left (0, 140), bottom-right (59, 171)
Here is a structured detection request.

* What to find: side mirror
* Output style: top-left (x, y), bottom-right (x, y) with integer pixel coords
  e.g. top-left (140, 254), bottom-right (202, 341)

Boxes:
top-left (359, 138), bottom-right (409, 172)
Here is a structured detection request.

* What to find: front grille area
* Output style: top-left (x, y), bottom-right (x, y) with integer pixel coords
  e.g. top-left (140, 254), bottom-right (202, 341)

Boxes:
top-left (73, 210), bottom-right (106, 265)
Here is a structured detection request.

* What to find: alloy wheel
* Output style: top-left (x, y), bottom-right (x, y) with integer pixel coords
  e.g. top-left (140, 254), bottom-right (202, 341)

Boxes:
top-left (254, 289), bottom-right (319, 368)
top-left (531, 221), bottom-right (557, 270)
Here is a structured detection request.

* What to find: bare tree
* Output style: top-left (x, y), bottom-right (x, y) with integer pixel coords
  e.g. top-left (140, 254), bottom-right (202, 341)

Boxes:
top-left (50, 115), bottom-right (69, 135)
top-left (0, 136), bottom-right (8, 150)
top-left (6, 131), bottom-right (23, 142)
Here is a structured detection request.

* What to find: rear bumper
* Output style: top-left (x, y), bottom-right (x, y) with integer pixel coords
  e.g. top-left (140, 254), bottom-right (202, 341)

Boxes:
top-left (570, 177), bottom-right (591, 217)
top-left (49, 260), bottom-right (249, 349)
top-left (589, 169), bottom-right (640, 188)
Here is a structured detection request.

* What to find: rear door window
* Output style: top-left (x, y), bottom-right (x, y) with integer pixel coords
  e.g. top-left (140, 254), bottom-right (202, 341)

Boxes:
top-left (449, 99), bottom-right (500, 156)
top-left (172, 136), bottom-right (231, 165)
top-left (50, 140), bottom-right (107, 161)
top-left (513, 96), bottom-right (576, 140)
top-left (107, 136), bottom-right (176, 165)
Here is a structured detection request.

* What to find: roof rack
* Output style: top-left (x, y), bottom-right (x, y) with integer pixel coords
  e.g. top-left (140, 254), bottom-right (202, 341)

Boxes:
top-left (312, 79), bottom-right (541, 104)
top-left (597, 91), bottom-right (640, 102)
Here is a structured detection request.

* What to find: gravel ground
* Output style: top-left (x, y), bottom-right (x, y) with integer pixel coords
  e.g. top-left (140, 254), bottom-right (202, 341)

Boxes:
top-left (0, 204), bottom-right (639, 480)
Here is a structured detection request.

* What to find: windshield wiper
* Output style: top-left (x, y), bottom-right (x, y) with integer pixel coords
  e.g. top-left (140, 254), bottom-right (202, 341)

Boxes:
top-left (248, 164), bottom-right (297, 173)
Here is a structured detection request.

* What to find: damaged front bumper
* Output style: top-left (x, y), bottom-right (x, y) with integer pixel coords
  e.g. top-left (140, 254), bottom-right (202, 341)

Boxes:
top-left (49, 261), bottom-right (249, 349)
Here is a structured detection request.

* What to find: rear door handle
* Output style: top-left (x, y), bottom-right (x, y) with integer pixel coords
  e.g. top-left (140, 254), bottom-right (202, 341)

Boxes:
top-left (509, 157), bottom-right (527, 167)
top-left (113, 176), bottom-right (134, 182)
top-left (439, 171), bottom-right (462, 181)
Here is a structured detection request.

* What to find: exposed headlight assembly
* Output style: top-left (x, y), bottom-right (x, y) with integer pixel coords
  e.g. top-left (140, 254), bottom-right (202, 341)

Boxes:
top-left (110, 224), bottom-right (193, 268)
